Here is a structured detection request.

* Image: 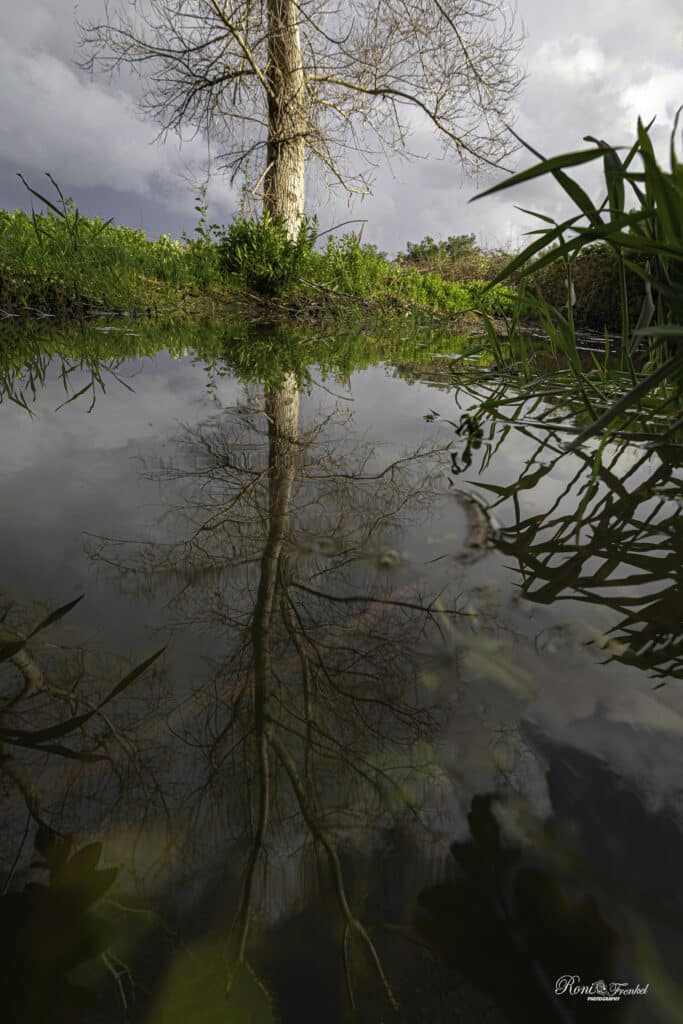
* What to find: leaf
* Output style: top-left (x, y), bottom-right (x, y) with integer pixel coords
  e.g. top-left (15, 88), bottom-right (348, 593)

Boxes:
top-left (54, 382), bottom-right (94, 412)
top-left (16, 172), bottom-right (65, 220)
top-left (27, 593), bottom-right (85, 639)
top-left (476, 212), bottom-right (586, 291)
top-left (60, 842), bottom-right (103, 881)
top-left (568, 353), bottom-right (683, 447)
top-left (471, 144), bottom-right (613, 202)
top-left (3, 646), bottom-right (166, 745)
top-left (513, 205), bottom-right (557, 225)
top-left (601, 144), bottom-right (626, 218)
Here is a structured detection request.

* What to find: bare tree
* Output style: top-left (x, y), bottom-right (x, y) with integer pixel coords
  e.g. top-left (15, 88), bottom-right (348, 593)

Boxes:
top-left (78, 0), bottom-right (525, 234)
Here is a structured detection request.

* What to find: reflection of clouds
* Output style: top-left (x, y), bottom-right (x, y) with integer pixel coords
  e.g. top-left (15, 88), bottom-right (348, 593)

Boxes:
top-left (525, 682), bottom-right (683, 818)
top-left (520, 699), bottom-right (683, 927)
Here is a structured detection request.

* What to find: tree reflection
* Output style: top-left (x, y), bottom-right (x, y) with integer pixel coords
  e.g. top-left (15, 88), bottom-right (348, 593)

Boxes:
top-left (5, 325), bottom-right (678, 1017)
top-left (89, 367), bottom-right (471, 1011)
top-left (0, 595), bottom-right (166, 1021)
top-left (0, 594), bottom-right (165, 833)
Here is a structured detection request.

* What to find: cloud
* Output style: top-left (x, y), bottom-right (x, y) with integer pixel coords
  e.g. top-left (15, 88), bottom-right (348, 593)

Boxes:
top-left (322, 6), bottom-right (683, 253)
top-left (0, 0), bottom-right (681, 248)
top-left (0, 44), bottom-right (206, 196)
top-left (529, 37), bottom-right (621, 85)
top-left (0, 0), bottom-right (235, 232)
top-left (622, 71), bottom-right (683, 125)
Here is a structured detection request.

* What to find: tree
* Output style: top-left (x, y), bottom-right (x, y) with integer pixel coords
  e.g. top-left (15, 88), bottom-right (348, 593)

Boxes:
top-left (78, 0), bottom-right (525, 235)
top-left (403, 232), bottom-right (478, 262)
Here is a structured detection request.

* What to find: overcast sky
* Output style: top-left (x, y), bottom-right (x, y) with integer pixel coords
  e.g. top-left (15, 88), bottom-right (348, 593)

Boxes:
top-left (1, 0), bottom-right (682, 253)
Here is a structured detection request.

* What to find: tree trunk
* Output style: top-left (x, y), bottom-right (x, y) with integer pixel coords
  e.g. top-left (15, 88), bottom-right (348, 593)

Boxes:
top-left (251, 373), bottom-right (300, 729)
top-left (264, 0), bottom-right (306, 237)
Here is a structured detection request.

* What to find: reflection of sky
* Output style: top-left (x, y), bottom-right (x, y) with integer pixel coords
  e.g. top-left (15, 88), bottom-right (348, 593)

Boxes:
top-left (0, 352), bottom-right (245, 658)
top-left (3, 346), bottom-right (683, 916)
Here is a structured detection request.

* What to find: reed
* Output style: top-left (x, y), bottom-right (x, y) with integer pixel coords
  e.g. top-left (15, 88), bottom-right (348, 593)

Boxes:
top-left (472, 109), bottom-right (683, 443)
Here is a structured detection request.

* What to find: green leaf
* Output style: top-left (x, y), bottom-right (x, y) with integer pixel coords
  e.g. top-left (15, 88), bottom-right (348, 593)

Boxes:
top-left (471, 145), bottom-right (613, 203)
top-left (569, 353), bottom-right (683, 447)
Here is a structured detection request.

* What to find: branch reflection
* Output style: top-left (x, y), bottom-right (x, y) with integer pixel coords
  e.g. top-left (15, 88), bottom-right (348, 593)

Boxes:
top-left (89, 368), bottom-right (471, 1012)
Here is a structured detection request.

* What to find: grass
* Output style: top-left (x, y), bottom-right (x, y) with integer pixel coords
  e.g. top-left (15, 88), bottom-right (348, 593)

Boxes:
top-left (0, 175), bottom-right (228, 318)
top-left (0, 175), bottom-right (516, 326)
top-left (304, 233), bottom-right (516, 319)
top-left (471, 109), bottom-right (683, 443)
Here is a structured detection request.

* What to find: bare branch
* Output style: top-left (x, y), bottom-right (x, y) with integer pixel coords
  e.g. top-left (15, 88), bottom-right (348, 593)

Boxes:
top-left (77, 0), bottom-right (525, 209)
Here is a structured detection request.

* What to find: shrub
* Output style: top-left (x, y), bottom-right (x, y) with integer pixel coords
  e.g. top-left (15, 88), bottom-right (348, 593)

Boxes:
top-left (402, 233), bottom-right (478, 264)
top-left (524, 242), bottom-right (647, 331)
top-left (308, 235), bottom-right (391, 294)
top-left (216, 212), bottom-right (317, 295)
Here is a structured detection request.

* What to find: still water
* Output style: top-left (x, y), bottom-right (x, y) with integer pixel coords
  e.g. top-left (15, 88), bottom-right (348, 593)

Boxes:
top-left (0, 321), bottom-right (681, 1023)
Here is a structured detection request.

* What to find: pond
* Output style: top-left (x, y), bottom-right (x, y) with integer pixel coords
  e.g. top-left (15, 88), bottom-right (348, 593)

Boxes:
top-left (0, 319), bottom-right (681, 1023)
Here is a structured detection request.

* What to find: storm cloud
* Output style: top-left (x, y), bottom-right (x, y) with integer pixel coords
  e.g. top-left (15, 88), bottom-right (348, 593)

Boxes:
top-left (0, 0), bottom-right (681, 251)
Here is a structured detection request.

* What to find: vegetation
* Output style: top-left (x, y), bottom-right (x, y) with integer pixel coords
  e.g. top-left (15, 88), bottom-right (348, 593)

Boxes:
top-left (0, 176), bottom-right (224, 317)
top-left (3, 105), bottom-right (682, 456)
top-left (0, 177), bottom-right (515, 325)
top-left (0, 175), bottom-right (658, 349)
top-left (305, 232), bottom-right (516, 318)
top-left (217, 211), bottom-right (317, 295)
top-left (78, 0), bottom-right (524, 236)
top-left (0, 317), bottom-right (488, 416)
top-left (473, 109), bottom-right (683, 441)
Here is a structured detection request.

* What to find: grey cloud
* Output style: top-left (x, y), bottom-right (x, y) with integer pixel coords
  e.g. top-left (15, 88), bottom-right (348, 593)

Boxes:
top-left (0, 0), bottom-right (681, 250)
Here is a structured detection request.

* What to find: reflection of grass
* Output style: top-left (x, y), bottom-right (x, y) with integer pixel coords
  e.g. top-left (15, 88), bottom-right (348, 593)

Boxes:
top-left (0, 318), bottom-right (483, 414)
top-left (435, 380), bottom-right (682, 683)
top-left (472, 109), bottom-right (683, 443)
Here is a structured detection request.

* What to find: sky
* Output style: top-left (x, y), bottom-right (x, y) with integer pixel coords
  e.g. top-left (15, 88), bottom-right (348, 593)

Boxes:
top-left (1, 0), bottom-right (682, 254)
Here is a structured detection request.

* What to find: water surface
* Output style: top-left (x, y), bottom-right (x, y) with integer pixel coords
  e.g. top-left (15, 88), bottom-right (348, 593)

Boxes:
top-left (1, 321), bottom-right (681, 1023)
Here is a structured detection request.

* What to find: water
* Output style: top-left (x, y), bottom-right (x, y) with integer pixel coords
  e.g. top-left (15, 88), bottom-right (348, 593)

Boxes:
top-left (1, 321), bottom-right (681, 1023)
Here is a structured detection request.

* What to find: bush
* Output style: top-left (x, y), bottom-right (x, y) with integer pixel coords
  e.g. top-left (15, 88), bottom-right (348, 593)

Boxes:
top-left (402, 233), bottom-right (478, 264)
top-left (216, 212), bottom-right (317, 295)
top-left (524, 242), bottom-right (647, 331)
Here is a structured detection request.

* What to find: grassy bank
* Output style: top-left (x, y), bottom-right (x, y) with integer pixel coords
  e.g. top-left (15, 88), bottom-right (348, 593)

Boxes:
top-left (400, 238), bottom-right (649, 335)
top-left (0, 178), bottom-right (515, 326)
top-left (0, 172), bottom-right (649, 339)
top-left (0, 178), bottom-right (516, 325)
top-left (0, 183), bottom-right (228, 319)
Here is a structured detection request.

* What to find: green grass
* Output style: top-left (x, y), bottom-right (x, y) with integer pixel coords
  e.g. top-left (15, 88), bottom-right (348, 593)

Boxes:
top-left (0, 174), bottom-right (225, 316)
top-left (0, 176), bottom-right (517, 324)
top-left (305, 233), bottom-right (516, 319)
top-left (472, 108), bottom-right (683, 443)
